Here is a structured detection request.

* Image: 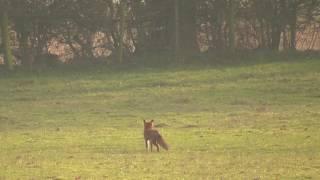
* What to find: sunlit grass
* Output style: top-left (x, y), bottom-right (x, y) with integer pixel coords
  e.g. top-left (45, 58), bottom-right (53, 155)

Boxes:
top-left (1, 58), bottom-right (320, 179)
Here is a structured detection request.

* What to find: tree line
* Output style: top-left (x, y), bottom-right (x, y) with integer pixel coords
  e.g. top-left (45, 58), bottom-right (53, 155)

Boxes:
top-left (0, 0), bottom-right (319, 70)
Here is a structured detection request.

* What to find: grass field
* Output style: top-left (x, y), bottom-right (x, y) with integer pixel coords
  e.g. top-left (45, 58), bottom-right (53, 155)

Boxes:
top-left (1, 57), bottom-right (320, 179)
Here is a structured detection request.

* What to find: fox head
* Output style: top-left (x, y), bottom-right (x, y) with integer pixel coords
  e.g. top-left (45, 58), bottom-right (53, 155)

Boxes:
top-left (143, 120), bottom-right (154, 130)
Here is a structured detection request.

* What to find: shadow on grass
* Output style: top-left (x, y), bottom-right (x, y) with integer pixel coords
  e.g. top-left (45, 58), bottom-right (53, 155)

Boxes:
top-left (1, 50), bottom-right (319, 79)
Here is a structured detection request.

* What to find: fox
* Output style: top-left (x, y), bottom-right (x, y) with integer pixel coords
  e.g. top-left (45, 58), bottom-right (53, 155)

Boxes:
top-left (143, 120), bottom-right (169, 152)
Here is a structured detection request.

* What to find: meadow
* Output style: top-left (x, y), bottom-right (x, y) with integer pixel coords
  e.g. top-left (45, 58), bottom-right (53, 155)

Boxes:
top-left (0, 56), bottom-right (320, 179)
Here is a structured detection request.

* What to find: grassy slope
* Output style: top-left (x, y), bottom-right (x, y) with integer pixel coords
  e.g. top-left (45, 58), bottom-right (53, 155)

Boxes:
top-left (0, 58), bottom-right (320, 179)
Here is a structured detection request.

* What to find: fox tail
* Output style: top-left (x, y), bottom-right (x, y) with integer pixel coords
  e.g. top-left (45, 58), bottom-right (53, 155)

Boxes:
top-left (158, 135), bottom-right (169, 150)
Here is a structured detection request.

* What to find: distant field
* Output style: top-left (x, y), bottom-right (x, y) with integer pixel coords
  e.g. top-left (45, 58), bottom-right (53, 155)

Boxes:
top-left (1, 57), bottom-right (320, 179)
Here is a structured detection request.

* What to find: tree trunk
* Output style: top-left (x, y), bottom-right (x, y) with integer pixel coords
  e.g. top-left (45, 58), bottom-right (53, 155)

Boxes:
top-left (1, 9), bottom-right (14, 70)
top-left (18, 21), bottom-right (33, 68)
top-left (227, 0), bottom-right (235, 52)
top-left (289, 23), bottom-right (297, 51)
top-left (289, 2), bottom-right (298, 51)
top-left (118, 0), bottom-right (127, 64)
top-left (270, 1), bottom-right (283, 51)
top-left (131, 1), bottom-right (146, 56)
top-left (179, 0), bottom-right (197, 61)
top-left (174, 0), bottom-right (180, 62)
top-left (259, 18), bottom-right (267, 49)
top-left (271, 27), bottom-right (281, 51)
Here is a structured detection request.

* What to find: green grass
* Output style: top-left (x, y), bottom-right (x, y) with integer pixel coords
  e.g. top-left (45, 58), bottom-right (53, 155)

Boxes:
top-left (1, 57), bottom-right (320, 179)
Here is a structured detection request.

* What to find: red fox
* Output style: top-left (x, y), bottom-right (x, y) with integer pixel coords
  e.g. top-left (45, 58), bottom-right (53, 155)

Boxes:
top-left (143, 120), bottom-right (169, 152)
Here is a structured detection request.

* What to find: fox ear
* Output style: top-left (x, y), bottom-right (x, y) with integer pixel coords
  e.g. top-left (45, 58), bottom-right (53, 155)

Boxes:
top-left (151, 119), bottom-right (154, 123)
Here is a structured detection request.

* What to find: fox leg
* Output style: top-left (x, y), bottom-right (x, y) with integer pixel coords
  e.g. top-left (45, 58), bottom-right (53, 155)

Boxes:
top-left (154, 142), bottom-right (160, 152)
top-left (151, 140), bottom-right (159, 152)
top-left (145, 139), bottom-right (148, 151)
